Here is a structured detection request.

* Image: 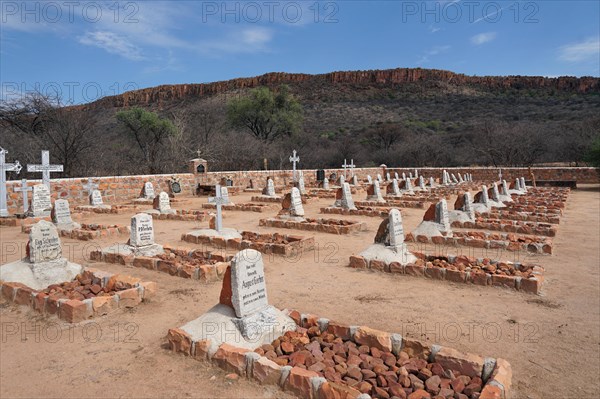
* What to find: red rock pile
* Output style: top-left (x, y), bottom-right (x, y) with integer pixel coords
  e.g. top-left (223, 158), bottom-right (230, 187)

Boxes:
top-left (416, 255), bottom-right (536, 278)
top-left (156, 251), bottom-right (219, 266)
top-left (41, 271), bottom-right (132, 301)
top-left (257, 328), bottom-right (484, 399)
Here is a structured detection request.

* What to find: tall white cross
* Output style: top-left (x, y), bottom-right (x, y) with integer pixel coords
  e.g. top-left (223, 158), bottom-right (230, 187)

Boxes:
top-left (196, 149), bottom-right (202, 158)
top-left (289, 150), bottom-right (300, 182)
top-left (342, 158), bottom-right (356, 179)
top-left (208, 184), bottom-right (227, 232)
top-left (13, 179), bottom-right (33, 214)
top-left (82, 179), bottom-right (99, 196)
top-left (0, 147), bottom-right (22, 217)
top-left (27, 150), bottom-right (63, 190)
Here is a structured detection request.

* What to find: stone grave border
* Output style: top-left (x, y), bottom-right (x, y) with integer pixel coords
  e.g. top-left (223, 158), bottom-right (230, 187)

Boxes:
top-left (404, 232), bottom-right (553, 254)
top-left (451, 219), bottom-right (557, 237)
top-left (181, 231), bottom-right (315, 256)
top-left (349, 253), bottom-right (545, 295)
top-left (478, 210), bottom-right (560, 225)
top-left (202, 202), bottom-right (279, 213)
top-left (320, 206), bottom-right (390, 218)
top-left (22, 223), bottom-right (130, 240)
top-left (167, 308), bottom-right (512, 399)
top-left (355, 200), bottom-right (426, 209)
top-left (0, 268), bottom-right (156, 323)
top-left (90, 245), bottom-right (232, 282)
top-left (259, 217), bottom-right (367, 235)
top-left (149, 209), bottom-right (214, 221)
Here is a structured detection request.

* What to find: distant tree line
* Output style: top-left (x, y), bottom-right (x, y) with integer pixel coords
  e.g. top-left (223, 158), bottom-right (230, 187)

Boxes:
top-left (0, 86), bottom-right (598, 179)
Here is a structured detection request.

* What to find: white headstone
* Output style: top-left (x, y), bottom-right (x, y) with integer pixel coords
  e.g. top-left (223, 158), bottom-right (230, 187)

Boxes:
top-left (463, 192), bottom-right (475, 220)
top-left (340, 182), bottom-right (355, 210)
top-left (391, 179), bottom-right (401, 196)
top-left (405, 178), bottom-right (413, 192)
top-left (451, 174), bottom-right (458, 184)
top-left (367, 175), bottom-right (373, 184)
top-left (377, 174), bottom-right (382, 182)
top-left (491, 183), bottom-right (500, 201)
top-left (157, 191), bottom-right (171, 212)
top-left (130, 213), bottom-right (155, 247)
top-left (143, 182), bottom-right (155, 199)
top-left (414, 169), bottom-right (418, 178)
top-left (520, 177), bottom-right (527, 191)
top-left (52, 199), bottom-right (73, 225)
top-left (481, 185), bottom-right (490, 205)
top-left (514, 178), bottom-right (521, 191)
top-left (31, 184), bottom-right (51, 217)
top-left (458, 173), bottom-right (464, 183)
top-left (419, 175), bottom-right (426, 190)
top-left (29, 220), bottom-right (62, 263)
top-left (402, 172), bottom-right (407, 180)
top-left (351, 175), bottom-right (358, 186)
top-left (297, 176), bottom-right (306, 195)
top-left (387, 208), bottom-right (405, 248)
top-left (442, 170), bottom-right (448, 185)
top-left (369, 180), bottom-right (384, 202)
top-left (266, 178), bottom-right (276, 196)
top-left (394, 172), bottom-right (399, 180)
top-left (429, 177), bottom-right (435, 187)
top-left (323, 177), bottom-right (329, 189)
top-left (90, 189), bottom-right (103, 206)
top-left (436, 199), bottom-right (451, 232)
top-left (501, 180), bottom-right (509, 196)
top-left (221, 186), bottom-right (231, 204)
top-left (339, 175), bottom-right (345, 186)
top-left (230, 249), bottom-right (269, 318)
top-left (289, 187), bottom-right (305, 217)
top-left (386, 172), bottom-right (391, 181)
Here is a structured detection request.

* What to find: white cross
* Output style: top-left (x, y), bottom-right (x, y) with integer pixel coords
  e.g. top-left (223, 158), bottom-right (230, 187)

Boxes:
top-left (27, 150), bottom-right (63, 190)
top-left (82, 179), bottom-right (99, 195)
top-left (289, 150), bottom-right (300, 182)
top-left (13, 179), bottom-right (33, 214)
top-left (196, 149), bottom-right (202, 158)
top-left (208, 184), bottom-right (227, 232)
top-left (342, 158), bottom-right (356, 179)
top-left (1, 148), bottom-right (22, 217)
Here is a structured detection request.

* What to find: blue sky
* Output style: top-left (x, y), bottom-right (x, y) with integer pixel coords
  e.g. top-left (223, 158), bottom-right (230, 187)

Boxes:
top-left (1, 0), bottom-right (599, 104)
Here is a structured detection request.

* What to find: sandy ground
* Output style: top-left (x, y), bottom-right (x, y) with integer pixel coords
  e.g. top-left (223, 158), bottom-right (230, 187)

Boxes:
top-left (0, 185), bottom-right (599, 399)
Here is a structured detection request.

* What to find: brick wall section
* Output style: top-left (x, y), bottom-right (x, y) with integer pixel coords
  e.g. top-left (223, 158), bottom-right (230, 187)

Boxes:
top-left (4, 167), bottom-right (597, 213)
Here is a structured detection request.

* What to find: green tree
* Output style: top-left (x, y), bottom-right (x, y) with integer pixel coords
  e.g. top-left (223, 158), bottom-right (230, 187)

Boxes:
top-left (584, 136), bottom-right (600, 168)
top-left (116, 107), bottom-right (176, 173)
top-left (227, 85), bottom-right (303, 142)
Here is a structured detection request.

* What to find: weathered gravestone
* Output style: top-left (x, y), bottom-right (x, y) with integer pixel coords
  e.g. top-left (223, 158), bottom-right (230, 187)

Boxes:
top-left (143, 182), bottom-right (155, 199)
top-left (367, 175), bottom-right (373, 184)
top-left (436, 199), bottom-right (451, 232)
top-left (376, 174), bottom-right (382, 182)
top-left (520, 177), bottom-right (527, 191)
top-left (413, 199), bottom-right (453, 237)
top-left (0, 220), bottom-right (83, 290)
top-left (390, 179), bottom-right (401, 196)
top-left (367, 180), bottom-right (385, 202)
top-left (451, 192), bottom-right (475, 222)
top-left (429, 177), bottom-right (435, 187)
top-left (289, 187), bottom-right (305, 217)
top-left (394, 172), bottom-right (399, 180)
top-left (90, 189), bottom-right (104, 206)
top-left (338, 175), bottom-right (345, 186)
top-left (153, 191), bottom-right (175, 214)
top-left (296, 175), bottom-right (306, 195)
top-left (490, 183), bottom-right (501, 202)
top-left (322, 177), bottom-right (329, 189)
top-left (130, 213), bottom-right (155, 247)
top-left (177, 249), bottom-right (295, 352)
top-left (419, 175), bottom-right (426, 190)
top-left (386, 172), bottom-right (391, 181)
top-left (220, 186), bottom-right (231, 204)
top-left (335, 182), bottom-right (356, 210)
top-left (405, 178), bottom-right (414, 193)
top-left (263, 178), bottom-right (276, 196)
top-left (351, 175), bottom-right (358, 186)
top-left (31, 184), bottom-right (52, 217)
top-left (360, 208), bottom-right (417, 264)
top-left (52, 199), bottom-right (80, 229)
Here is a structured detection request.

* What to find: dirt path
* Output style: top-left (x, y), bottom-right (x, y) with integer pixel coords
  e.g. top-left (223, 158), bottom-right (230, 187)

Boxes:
top-left (1, 186), bottom-right (598, 398)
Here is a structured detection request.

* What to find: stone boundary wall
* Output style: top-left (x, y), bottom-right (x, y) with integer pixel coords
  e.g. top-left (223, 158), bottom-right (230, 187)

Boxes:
top-left (3, 167), bottom-right (597, 214)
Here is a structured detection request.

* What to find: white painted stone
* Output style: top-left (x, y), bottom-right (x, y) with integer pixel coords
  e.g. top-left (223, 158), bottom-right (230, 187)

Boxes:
top-left (436, 199), bottom-right (451, 232)
top-left (143, 182), bottom-right (155, 199)
top-left (387, 208), bottom-right (405, 248)
top-left (322, 177), bottom-right (329, 189)
top-left (264, 178), bottom-right (276, 196)
top-left (156, 191), bottom-right (171, 212)
top-left (29, 220), bottom-right (62, 263)
top-left (90, 189), bottom-right (103, 206)
top-left (130, 213), bottom-right (155, 247)
top-left (290, 187), bottom-right (305, 217)
top-left (340, 182), bottom-right (355, 210)
top-left (391, 179), bottom-right (401, 196)
top-left (31, 184), bottom-right (51, 217)
top-left (367, 175), bottom-right (372, 184)
top-left (52, 199), bottom-right (73, 225)
top-left (230, 249), bottom-right (269, 318)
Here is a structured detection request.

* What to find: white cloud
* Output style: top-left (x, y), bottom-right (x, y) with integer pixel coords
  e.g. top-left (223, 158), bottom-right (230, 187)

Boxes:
top-left (417, 45), bottom-right (451, 64)
top-left (558, 38), bottom-right (600, 62)
top-left (429, 25), bottom-right (441, 34)
top-left (198, 27), bottom-right (274, 55)
top-left (471, 32), bottom-right (497, 45)
top-left (78, 31), bottom-right (145, 61)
